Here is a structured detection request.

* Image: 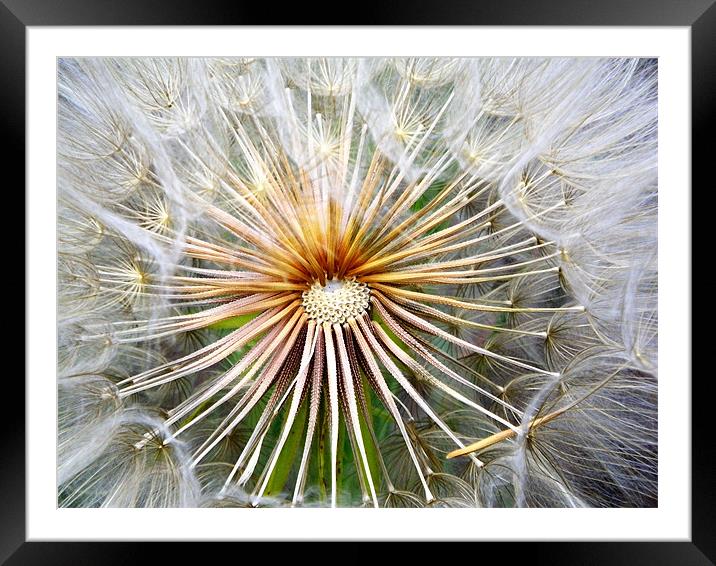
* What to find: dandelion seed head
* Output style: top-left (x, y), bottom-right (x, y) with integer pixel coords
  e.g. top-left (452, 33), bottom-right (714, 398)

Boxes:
top-left (57, 56), bottom-right (658, 508)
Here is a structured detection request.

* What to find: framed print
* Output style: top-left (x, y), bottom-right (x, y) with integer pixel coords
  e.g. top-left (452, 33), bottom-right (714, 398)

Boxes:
top-left (10, 0), bottom-right (706, 562)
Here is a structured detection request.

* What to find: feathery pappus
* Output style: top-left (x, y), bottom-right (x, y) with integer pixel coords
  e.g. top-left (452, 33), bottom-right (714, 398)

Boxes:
top-left (58, 57), bottom-right (657, 508)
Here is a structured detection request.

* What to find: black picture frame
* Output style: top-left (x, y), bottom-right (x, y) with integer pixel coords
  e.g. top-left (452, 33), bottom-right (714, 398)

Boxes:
top-left (8, 1), bottom-right (705, 563)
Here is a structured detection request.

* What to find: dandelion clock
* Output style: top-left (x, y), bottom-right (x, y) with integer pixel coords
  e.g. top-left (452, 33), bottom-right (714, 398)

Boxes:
top-left (57, 57), bottom-right (658, 508)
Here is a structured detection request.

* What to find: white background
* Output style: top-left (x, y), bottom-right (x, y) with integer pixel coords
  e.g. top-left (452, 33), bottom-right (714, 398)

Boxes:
top-left (27, 27), bottom-right (690, 540)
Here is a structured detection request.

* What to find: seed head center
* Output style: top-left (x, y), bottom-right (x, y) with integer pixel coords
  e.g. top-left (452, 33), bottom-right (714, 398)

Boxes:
top-left (301, 277), bottom-right (370, 325)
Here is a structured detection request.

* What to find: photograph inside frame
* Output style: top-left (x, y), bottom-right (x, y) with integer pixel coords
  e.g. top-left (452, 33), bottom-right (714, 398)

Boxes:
top-left (56, 57), bottom-right (658, 509)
